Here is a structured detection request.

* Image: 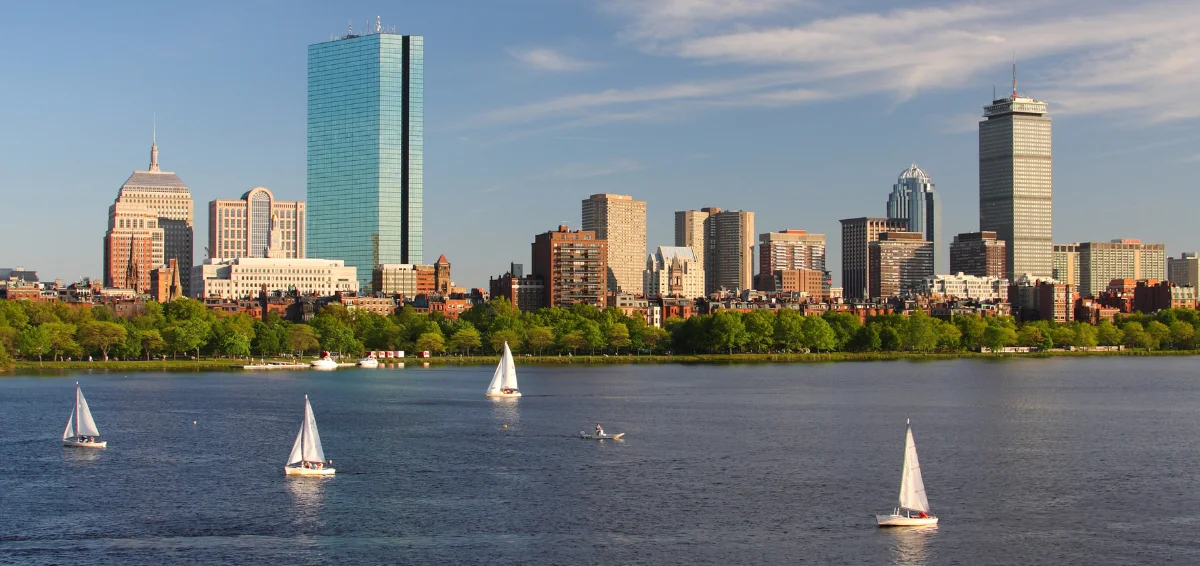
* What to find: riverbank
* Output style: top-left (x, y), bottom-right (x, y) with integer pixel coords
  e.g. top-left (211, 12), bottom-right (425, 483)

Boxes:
top-left (6, 348), bottom-right (1197, 373)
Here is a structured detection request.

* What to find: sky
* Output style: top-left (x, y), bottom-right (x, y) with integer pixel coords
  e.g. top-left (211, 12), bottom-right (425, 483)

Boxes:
top-left (2, 0), bottom-right (1199, 288)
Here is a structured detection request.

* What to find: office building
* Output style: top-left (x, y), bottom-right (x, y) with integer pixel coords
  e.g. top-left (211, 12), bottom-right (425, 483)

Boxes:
top-left (886, 165), bottom-right (944, 273)
top-left (757, 230), bottom-right (826, 290)
top-left (582, 194), bottom-right (646, 294)
top-left (531, 225), bottom-right (607, 308)
top-left (192, 257), bottom-right (358, 299)
top-left (1077, 239), bottom-right (1166, 298)
top-left (1168, 253), bottom-right (1199, 287)
top-left (209, 188), bottom-right (305, 260)
top-left (1052, 243), bottom-right (1080, 288)
top-left (768, 269), bottom-right (827, 298)
top-left (644, 246), bottom-right (704, 299)
top-left (105, 138), bottom-right (193, 295)
top-left (950, 231), bottom-right (1006, 278)
top-left (707, 210), bottom-right (755, 294)
top-left (373, 263), bottom-right (436, 297)
top-left (979, 68), bottom-right (1053, 280)
top-left (840, 217), bottom-right (908, 300)
top-left (308, 24), bottom-right (423, 289)
top-left (675, 208), bottom-right (718, 271)
top-left (922, 273), bottom-right (1008, 301)
top-left (489, 263), bottom-right (545, 313)
top-left (869, 232), bottom-right (934, 299)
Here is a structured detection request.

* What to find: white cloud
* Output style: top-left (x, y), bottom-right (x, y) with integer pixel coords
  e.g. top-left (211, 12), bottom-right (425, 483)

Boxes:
top-left (536, 158), bottom-right (646, 179)
top-left (602, 0), bottom-right (809, 44)
top-left (509, 48), bottom-right (597, 71)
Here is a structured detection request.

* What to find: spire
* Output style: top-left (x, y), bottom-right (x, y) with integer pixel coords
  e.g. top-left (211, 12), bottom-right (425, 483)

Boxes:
top-left (1011, 51), bottom-right (1018, 98)
top-left (149, 114), bottom-right (160, 172)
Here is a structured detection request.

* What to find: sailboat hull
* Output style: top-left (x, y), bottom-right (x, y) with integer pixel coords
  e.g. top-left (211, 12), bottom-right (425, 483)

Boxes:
top-left (285, 465), bottom-right (336, 476)
top-left (63, 439), bottom-right (107, 448)
top-left (486, 391), bottom-right (521, 398)
top-left (876, 515), bottom-right (938, 527)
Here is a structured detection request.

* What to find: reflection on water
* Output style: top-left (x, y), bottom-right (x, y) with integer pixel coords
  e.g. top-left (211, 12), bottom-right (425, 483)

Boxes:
top-left (885, 525), bottom-right (937, 566)
top-left (62, 447), bottom-right (101, 463)
top-left (490, 397), bottom-right (521, 429)
top-left (286, 476), bottom-right (327, 530)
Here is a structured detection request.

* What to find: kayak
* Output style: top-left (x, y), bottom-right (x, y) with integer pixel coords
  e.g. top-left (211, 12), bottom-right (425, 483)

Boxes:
top-left (580, 432), bottom-right (624, 440)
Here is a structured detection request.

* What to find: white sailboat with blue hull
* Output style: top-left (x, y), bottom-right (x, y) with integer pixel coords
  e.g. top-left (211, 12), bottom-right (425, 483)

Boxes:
top-left (285, 395), bottom-right (335, 476)
top-left (486, 342), bottom-right (521, 398)
top-left (877, 419), bottom-right (938, 527)
top-left (62, 382), bottom-right (106, 448)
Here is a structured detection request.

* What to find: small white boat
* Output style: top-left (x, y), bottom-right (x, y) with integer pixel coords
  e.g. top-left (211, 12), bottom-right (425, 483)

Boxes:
top-left (485, 342), bottom-right (521, 398)
top-left (244, 361), bottom-right (309, 370)
top-left (63, 382), bottom-right (106, 448)
top-left (877, 419), bottom-right (938, 527)
top-left (358, 355), bottom-right (379, 368)
top-left (311, 352), bottom-right (337, 370)
top-left (285, 395), bottom-right (336, 476)
top-left (580, 432), bottom-right (624, 440)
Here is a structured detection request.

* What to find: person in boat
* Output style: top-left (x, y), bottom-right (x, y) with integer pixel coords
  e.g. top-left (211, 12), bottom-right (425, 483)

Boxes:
top-left (501, 387), bottom-right (514, 394)
top-left (918, 511), bottom-right (928, 518)
top-left (595, 424), bottom-right (604, 437)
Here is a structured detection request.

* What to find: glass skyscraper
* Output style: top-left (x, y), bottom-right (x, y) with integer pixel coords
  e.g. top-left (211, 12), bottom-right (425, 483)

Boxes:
top-left (307, 29), bottom-right (423, 289)
top-left (886, 164), bottom-right (944, 273)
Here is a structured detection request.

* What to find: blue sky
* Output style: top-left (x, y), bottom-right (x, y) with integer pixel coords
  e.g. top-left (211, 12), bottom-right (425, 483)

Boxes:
top-left (2, 0), bottom-right (1198, 288)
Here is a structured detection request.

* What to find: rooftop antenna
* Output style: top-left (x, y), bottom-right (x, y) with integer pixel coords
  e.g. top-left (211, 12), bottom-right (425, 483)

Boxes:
top-left (376, 15), bottom-right (381, 34)
top-left (1012, 50), bottom-right (1017, 97)
top-left (152, 112), bottom-right (156, 144)
top-left (348, 20), bottom-right (353, 35)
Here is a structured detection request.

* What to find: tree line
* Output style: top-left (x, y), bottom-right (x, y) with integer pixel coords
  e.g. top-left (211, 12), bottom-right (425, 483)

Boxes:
top-left (0, 297), bottom-right (1198, 368)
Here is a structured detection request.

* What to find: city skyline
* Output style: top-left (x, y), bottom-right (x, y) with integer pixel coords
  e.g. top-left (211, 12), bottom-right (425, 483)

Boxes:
top-left (3, 2), bottom-right (1199, 288)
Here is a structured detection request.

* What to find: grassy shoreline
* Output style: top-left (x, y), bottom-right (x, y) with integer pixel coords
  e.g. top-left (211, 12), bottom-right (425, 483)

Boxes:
top-left (5, 348), bottom-right (1197, 373)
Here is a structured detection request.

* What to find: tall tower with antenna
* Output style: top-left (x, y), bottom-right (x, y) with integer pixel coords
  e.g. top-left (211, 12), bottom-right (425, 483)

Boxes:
top-left (978, 59), bottom-right (1052, 280)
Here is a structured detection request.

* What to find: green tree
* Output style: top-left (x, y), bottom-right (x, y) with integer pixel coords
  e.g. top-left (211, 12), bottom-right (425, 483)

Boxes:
top-left (1121, 321), bottom-right (1152, 350)
top-left (1096, 320), bottom-right (1124, 346)
top-left (490, 328), bottom-right (522, 354)
top-left (166, 319), bottom-right (211, 360)
top-left (1145, 320), bottom-right (1171, 350)
top-left (17, 326), bottom-right (49, 363)
top-left (415, 332), bottom-right (445, 354)
top-left (1074, 323), bottom-right (1098, 348)
top-left (140, 329), bottom-right (166, 360)
top-left (448, 326), bottom-right (483, 355)
top-left (581, 320), bottom-right (606, 354)
top-left (773, 310), bottom-right (806, 352)
top-left (0, 342), bottom-right (12, 371)
top-left (822, 312), bottom-right (862, 351)
top-left (608, 322), bottom-right (632, 354)
top-left (801, 315), bottom-right (837, 353)
top-left (164, 297), bottom-right (211, 324)
top-left (640, 326), bottom-right (669, 353)
top-left (711, 311), bottom-right (748, 354)
top-left (742, 310), bottom-right (777, 353)
top-left (848, 324), bottom-right (882, 352)
top-left (934, 320), bottom-right (962, 351)
top-left (879, 325), bottom-right (902, 351)
top-left (1017, 326), bottom-right (1046, 348)
top-left (558, 330), bottom-right (585, 355)
top-left (982, 325), bottom-right (1016, 352)
top-left (43, 322), bottom-right (80, 361)
top-left (525, 326), bottom-right (554, 355)
top-left (318, 322), bottom-right (362, 356)
top-left (1168, 321), bottom-right (1195, 350)
top-left (1050, 326), bottom-right (1078, 349)
top-left (904, 312), bottom-right (938, 352)
top-left (288, 324), bottom-right (320, 356)
top-left (954, 315), bottom-right (988, 351)
top-left (77, 321), bottom-right (128, 361)
top-left (218, 331), bottom-right (252, 358)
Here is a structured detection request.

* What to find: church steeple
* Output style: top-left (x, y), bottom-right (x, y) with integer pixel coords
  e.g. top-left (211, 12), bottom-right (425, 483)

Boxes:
top-left (149, 115), bottom-right (160, 172)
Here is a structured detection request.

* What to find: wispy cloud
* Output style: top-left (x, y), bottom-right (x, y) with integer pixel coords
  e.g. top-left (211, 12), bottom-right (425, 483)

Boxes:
top-left (472, 0), bottom-right (1200, 135)
top-left (535, 158), bottom-right (646, 179)
top-left (509, 47), bottom-right (597, 71)
top-left (1183, 154), bottom-right (1200, 164)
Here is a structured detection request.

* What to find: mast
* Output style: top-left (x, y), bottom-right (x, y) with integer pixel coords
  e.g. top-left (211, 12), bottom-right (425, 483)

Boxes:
top-left (74, 383), bottom-right (81, 437)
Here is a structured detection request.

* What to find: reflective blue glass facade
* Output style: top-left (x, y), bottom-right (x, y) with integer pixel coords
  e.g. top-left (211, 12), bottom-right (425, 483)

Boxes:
top-left (307, 33), bottom-right (423, 289)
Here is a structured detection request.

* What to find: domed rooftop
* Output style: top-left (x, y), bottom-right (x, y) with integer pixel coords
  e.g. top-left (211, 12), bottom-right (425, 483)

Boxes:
top-left (898, 164), bottom-right (931, 184)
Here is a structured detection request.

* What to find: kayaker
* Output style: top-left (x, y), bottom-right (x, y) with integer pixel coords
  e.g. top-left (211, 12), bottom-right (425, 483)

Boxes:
top-left (595, 424), bottom-right (604, 436)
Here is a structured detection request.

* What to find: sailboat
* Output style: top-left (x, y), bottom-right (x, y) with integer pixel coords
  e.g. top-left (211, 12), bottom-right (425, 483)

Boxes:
top-left (284, 395), bottom-right (335, 476)
top-left (62, 382), bottom-right (106, 448)
top-left (877, 419), bottom-right (937, 526)
top-left (485, 342), bottom-right (521, 398)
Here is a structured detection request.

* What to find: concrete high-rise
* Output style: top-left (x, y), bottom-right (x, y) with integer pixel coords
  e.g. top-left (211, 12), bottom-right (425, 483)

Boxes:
top-left (869, 232), bottom-right (934, 299)
top-left (209, 187), bottom-right (305, 260)
top-left (706, 210), bottom-right (755, 294)
top-left (1052, 243), bottom-right (1080, 288)
top-left (1168, 253), bottom-right (1199, 287)
top-left (307, 24), bottom-right (423, 290)
top-left (674, 208), bottom-right (719, 272)
top-left (531, 225), bottom-right (608, 308)
top-left (582, 194), bottom-right (646, 294)
top-left (886, 165), bottom-right (944, 273)
top-left (979, 68), bottom-right (1052, 280)
top-left (840, 217), bottom-right (907, 300)
top-left (1077, 239), bottom-right (1166, 297)
top-left (104, 138), bottom-right (193, 295)
top-left (950, 231), bottom-right (1007, 278)
top-left (757, 229), bottom-right (825, 289)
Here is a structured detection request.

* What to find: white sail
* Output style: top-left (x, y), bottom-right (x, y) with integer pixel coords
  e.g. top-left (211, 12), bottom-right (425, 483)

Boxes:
top-left (486, 343), bottom-right (510, 394)
top-left (286, 426), bottom-right (304, 466)
top-left (301, 397), bottom-right (326, 463)
top-left (75, 386), bottom-right (101, 438)
top-left (63, 410), bottom-right (74, 441)
top-left (897, 421), bottom-right (930, 513)
top-left (499, 343), bottom-right (519, 391)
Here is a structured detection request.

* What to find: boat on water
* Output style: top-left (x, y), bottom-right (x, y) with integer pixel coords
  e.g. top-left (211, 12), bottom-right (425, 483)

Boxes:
top-left (311, 351), bottom-right (338, 370)
top-left (358, 354), bottom-right (379, 368)
top-left (62, 382), bottom-right (106, 448)
top-left (485, 342), bottom-right (521, 398)
top-left (877, 419), bottom-right (938, 527)
top-left (285, 395), bottom-right (335, 476)
top-left (580, 432), bottom-right (624, 440)
top-left (244, 361), bottom-right (309, 370)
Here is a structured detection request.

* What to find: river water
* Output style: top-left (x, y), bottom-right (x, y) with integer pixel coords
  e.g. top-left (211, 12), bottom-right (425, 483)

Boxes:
top-left (2, 358), bottom-right (1200, 564)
